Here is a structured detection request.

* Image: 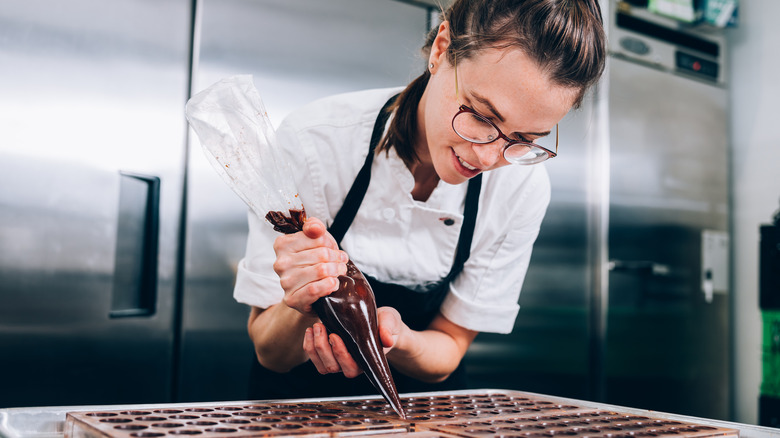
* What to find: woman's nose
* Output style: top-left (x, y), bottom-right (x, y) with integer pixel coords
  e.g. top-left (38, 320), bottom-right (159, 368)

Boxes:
top-left (472, 141), bottom-right (504, 168)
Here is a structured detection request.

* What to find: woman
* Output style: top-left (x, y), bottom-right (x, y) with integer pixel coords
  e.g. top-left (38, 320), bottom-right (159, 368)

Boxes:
top-left (235, 0), bottom-right (606, 399)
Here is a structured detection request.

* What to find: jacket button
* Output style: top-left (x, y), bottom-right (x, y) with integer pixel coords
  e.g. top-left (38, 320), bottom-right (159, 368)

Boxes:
top-left (442, 218), bottom-right (455, 226)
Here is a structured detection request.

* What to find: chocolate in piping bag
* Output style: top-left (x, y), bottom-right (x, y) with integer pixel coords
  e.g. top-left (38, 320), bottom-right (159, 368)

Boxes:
top-left (266, 209), bottom-right (407, 420)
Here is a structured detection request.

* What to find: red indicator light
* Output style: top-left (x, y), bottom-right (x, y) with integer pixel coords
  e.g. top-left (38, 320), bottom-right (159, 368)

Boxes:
top-left (693, 61), bottom-right (701, 71)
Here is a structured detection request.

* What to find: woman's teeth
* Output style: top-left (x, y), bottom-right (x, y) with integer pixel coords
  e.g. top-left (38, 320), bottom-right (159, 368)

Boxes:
top-left (457, 155), bottom-right (478, 171)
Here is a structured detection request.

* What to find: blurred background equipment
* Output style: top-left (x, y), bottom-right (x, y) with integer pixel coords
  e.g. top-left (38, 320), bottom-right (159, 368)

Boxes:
top-left (759, 200), bottom-right (780, 426)
top-left (0, 0), bottom-right (733, 422)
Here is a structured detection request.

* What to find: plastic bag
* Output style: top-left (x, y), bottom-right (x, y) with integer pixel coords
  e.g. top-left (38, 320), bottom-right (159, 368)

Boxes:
top-left (185, 75), bottom-right (302, 218)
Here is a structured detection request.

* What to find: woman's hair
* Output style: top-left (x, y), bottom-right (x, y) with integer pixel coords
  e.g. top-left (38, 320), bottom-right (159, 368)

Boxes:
top-left (378, 0), bottom-right (607, 166)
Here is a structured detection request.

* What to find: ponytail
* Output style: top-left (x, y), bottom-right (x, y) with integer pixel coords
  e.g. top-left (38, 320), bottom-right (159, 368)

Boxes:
top-left (375, 70), bottom-right (430, 167)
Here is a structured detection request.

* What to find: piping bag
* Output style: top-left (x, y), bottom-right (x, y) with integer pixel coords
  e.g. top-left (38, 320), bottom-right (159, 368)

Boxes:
top-left (185, 75), bottom-right (406, 419)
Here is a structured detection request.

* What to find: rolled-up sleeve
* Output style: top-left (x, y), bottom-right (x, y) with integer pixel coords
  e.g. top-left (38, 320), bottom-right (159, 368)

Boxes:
top-left (233, 209), bottom-right (285, 308)
top-left (441, 227), bottom-right (540, 334)
top-left (440, 166), bottom-right (551, 334)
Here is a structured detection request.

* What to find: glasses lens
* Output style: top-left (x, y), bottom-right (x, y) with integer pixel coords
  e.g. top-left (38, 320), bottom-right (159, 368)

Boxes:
top-left (504, 144), bottom-right (549, 165)
top-left (452, 111), bottom-right (498, 144)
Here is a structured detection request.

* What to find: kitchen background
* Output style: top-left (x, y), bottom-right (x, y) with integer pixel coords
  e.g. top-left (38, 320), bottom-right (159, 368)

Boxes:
top-left (0, 0), bottom-right (777, 428)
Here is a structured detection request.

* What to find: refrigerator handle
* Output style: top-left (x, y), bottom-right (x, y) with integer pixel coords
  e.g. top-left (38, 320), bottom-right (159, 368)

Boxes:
top-left (608, 260), bottom-right (672, 277)
top-left (110, 171), bottom-right (161, 318)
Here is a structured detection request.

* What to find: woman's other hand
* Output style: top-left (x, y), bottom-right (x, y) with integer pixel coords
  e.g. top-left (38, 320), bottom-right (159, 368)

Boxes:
top-left (303, 307), bottom-right (406, 378)
top-left (272, 217), bottom-right (349, 315)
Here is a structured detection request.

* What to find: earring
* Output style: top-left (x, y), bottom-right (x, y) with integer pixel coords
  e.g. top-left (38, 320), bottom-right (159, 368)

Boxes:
top-left (429, 63), bottom-right (434, 71)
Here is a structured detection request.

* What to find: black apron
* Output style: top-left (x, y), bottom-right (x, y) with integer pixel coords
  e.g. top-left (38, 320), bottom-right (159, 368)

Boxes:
top-left (248, 95), bottom-right (482, 400)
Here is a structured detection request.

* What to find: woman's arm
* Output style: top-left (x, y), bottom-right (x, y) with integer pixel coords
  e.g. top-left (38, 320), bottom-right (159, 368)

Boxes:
top-left (247, 305), bottom-right (317, 372)
top-left (385, 313), bottom-right (478, 383)
top-left (304, 309), bottom-right (478, 383)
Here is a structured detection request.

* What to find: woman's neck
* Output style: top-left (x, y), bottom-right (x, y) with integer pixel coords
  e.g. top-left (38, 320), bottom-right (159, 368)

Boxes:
top-left (408, 89), bottom-right (439, 201)
top-left (409, 162), bottom-right (439, 202)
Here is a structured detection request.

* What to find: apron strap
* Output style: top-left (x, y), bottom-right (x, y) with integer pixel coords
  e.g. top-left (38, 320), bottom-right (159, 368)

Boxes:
top-left (446, 173), bottom-right (481, 281)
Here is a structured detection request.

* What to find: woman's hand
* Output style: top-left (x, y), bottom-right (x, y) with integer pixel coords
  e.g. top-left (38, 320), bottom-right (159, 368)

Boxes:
top-left (303, 307), bottom-right (406, 378)
top-left (272, 217), bottom-right (349, 315)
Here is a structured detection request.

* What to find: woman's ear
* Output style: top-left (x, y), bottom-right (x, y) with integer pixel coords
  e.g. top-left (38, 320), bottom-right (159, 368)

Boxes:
top-left (428, 21), bottom-right (451, 73)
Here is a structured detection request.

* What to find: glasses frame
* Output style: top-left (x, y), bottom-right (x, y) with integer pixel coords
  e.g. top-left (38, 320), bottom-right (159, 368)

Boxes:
top-left (452, 59), bottom-right (558, 164)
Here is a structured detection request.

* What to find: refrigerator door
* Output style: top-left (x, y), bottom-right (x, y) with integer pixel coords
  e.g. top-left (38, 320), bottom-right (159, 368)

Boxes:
top-left (606, 56), bottom-right (729, 419)
top-left (0, 0), bottom-right (191, 407)
top-left (178, 0), bottom-right (430, 402)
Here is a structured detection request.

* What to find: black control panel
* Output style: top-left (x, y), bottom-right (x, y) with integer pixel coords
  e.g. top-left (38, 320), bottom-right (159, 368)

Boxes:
top-left (761, 224), bottom-right (780, 310)
top-left (676, 51), bottom-right (720, 81)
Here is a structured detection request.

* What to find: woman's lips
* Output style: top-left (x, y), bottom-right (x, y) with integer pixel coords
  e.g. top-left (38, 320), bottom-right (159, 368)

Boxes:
top-left (451, 149), bottom-right (481, 178)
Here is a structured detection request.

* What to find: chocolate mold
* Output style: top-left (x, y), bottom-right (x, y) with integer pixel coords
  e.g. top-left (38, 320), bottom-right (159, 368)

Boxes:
top-left (65, 391), bottom-right (738, 438)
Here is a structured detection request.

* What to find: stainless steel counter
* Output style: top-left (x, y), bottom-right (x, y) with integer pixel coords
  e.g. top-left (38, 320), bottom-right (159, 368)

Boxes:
top-left (1, 390), bottom-right (777, 438)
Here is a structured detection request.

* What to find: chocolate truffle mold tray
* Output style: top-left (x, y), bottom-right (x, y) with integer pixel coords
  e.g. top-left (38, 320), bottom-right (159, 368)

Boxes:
top-left (64, 402), bottom-right (407, 438)
top-left (64, 390), bottom-right (739, 438)
top-left (425, 411), bottom-right (740, 438)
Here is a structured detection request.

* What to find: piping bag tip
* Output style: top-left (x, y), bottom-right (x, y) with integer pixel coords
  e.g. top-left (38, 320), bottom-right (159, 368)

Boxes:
top-left (374, 377), bottom-right (406, 420)
top-left (374, 379), bottom-right (406, 420)
top-left (391, 402), bottom-right (408, 420)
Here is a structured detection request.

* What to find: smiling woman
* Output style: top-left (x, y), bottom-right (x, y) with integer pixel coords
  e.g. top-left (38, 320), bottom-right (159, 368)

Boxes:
top-left (417, 46), bottom-right (576, 186)
top-left (237, 0), bottom-right (607, 402)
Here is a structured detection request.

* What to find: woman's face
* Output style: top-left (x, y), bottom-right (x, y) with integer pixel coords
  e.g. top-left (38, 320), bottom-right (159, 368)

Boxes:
top-left (418, 46), bottom-right (578, 185)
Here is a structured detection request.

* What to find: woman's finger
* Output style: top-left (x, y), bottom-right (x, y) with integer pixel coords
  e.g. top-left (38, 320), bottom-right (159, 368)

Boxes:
top-left (311, 323), bottom-right (341, 374)
top-left (303, 327), bottom-right (328, 374)
top-left (275, 246), bottom-right (348, 273)
top-left (273, 233), bottom-right (345, 260)
top-left (276, 253), bottom-right (347, 293)
top-left (377, 307), bottom-right (403, 352)
top-left (302, 217), bottom-right (343, 252)
top-left (328, 333), bottom-right (363, 378)
top-left (282, 276), bottom-right (343, 314)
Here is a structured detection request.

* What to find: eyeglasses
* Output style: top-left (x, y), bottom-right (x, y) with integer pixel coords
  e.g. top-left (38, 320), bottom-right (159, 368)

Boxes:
top-left (452, 61), bottom-right (558, 165)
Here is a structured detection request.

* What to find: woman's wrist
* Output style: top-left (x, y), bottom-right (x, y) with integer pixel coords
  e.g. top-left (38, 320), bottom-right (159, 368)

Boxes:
top-left (385, 324), bottom-right (423, 364)
top-left (251, 303), bottom-right (320, 371)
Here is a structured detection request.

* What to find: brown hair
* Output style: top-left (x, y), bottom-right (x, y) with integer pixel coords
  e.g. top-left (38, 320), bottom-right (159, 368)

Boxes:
top-left (378, 0), bottom-right (607, 166)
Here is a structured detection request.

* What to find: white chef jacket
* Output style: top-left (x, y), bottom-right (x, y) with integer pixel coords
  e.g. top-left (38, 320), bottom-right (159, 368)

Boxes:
top-left (233, 87), bottom-right (551, 334)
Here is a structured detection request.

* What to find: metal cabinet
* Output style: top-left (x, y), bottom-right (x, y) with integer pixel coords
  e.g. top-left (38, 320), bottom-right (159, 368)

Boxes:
top-left (0, 0), bottom-right (192, 407)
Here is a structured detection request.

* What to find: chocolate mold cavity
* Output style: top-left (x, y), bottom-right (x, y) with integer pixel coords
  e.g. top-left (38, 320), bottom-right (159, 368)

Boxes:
top-left (134, 417), bottom-right (166, 422)
top-left (202, 428), bottom-right (235, 433)
top-left (114, 425), bottom-right (146, 431)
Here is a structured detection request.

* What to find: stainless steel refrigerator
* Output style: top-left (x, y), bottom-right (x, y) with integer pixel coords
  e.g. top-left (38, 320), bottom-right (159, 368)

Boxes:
top-left (0, 0), bottom-right (193, 407)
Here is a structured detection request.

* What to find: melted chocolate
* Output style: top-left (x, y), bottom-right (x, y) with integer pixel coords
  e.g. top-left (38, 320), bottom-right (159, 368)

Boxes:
top-left (265, 208), bottom-right (406, 420)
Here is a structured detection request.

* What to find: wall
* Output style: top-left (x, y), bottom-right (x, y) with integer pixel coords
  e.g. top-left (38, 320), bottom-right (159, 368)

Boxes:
top-left (729, 0), bottom-right (780, 424)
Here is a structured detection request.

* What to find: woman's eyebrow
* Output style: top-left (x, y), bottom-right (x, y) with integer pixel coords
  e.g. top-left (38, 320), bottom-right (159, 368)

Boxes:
top-left (472, 92), bottom-right (505, 123)
top-left (472, 92), bottom-right (552, 138)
